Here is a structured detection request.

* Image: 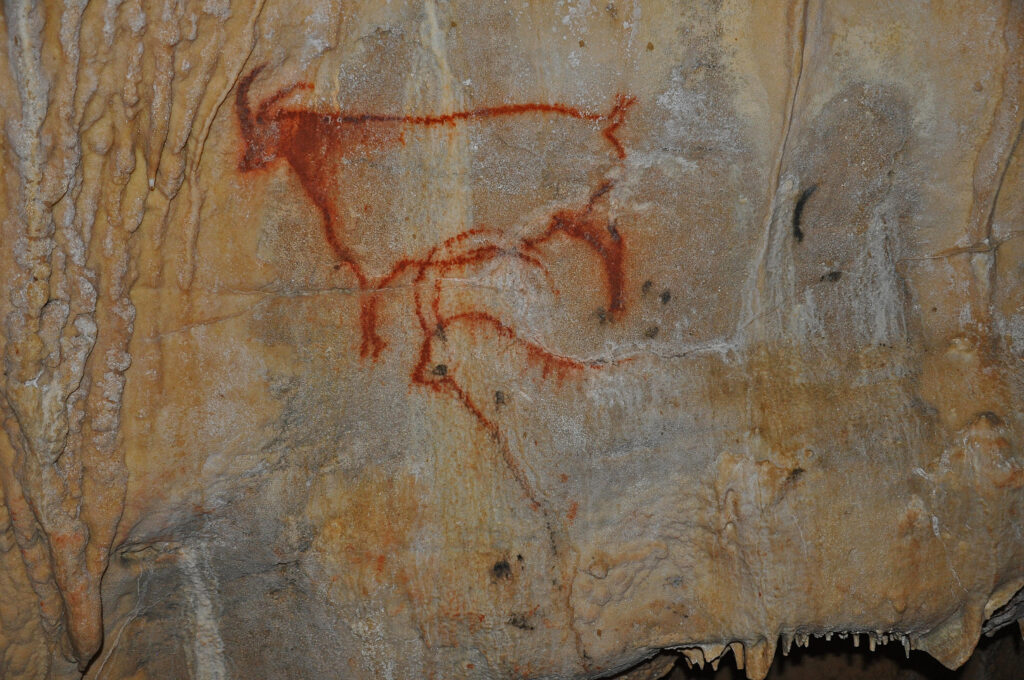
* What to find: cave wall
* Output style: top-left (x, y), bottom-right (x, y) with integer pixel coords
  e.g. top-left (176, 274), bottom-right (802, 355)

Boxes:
top-left (1, 1), bottom-right (1023, 678)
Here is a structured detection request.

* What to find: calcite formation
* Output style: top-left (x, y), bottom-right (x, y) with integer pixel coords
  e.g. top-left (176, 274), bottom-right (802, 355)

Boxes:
top-left (1, 1), bottom-right (1023, 678)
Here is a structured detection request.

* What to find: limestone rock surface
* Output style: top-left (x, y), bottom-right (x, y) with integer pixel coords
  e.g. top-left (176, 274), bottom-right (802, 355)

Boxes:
top-left (1, 1), bottom-right (1024, 679)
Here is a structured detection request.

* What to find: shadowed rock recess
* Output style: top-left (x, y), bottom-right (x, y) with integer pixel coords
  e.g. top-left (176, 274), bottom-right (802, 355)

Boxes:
top-left (1, 1), bottom-right (1023, 679)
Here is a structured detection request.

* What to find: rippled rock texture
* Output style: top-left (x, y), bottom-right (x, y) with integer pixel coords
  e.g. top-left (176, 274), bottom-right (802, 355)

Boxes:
top-left (1, 1), bottom-right (1023, 678)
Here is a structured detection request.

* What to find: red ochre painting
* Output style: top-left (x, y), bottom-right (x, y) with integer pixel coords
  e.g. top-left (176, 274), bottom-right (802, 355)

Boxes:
top-left (236, 65), bottom-right (635, 508)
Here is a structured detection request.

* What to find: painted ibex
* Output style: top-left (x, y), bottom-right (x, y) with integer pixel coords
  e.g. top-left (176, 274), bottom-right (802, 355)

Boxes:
top-left (234, 63), bottom-right (634, 362)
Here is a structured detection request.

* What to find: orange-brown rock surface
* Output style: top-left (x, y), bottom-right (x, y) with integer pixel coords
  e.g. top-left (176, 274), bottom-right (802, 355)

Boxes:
top-left (1, 1), bottom-right (1023, 678)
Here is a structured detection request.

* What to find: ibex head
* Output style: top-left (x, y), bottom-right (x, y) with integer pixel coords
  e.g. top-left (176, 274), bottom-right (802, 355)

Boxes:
top-left (236, 64), bottom-right (279, 172)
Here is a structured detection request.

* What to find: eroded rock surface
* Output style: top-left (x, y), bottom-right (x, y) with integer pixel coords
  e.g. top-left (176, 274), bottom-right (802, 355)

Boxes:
top-left (1, 1), bottom-right (1023, 678)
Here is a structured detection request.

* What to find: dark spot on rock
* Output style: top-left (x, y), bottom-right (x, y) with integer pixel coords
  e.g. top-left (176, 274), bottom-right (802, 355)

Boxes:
top-left (434, 323), bottom-right (447, 341)
top-left (595, 307), bottom-right (609, 324)
top-left (508, 613), bottom-right (534, 630)
top-left (820, 270), bottom-right (842, 283)
top-left (578, 39), bottom-right (585, 47)
top-left (647, 41), bottom-right (654, 51)
top-left (976, 411), bottom-right (1004, 427)
top-left (641, 279), bottom-right (653, 295)
top-left (787, 467), bottom-right (805, 483)
top-left (659, 290), bottom-right (671, 305)
top-left (432, 364), bottom-right (448, 377)
top-left (644, 326), bottom-right (659, 339)
top-left (495, 390), bottom-right (506, 407)
top-left (516, 554), bottom-right (524, 563)
top-left (492, 560), bottom-right (512, 581)
top-left (793, 184), bottom-right (817, 243)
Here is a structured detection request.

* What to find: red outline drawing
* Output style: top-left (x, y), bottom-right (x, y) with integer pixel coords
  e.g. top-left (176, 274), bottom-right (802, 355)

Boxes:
top-left (236, 65), bottom-right (635, 511)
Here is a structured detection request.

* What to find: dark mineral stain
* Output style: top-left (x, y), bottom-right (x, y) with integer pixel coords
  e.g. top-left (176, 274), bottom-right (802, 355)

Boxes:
top-left (644, 326), bottom-right (659, 339)
top-left (495, 390), bottom-right (506, 407)
top-left (820, 270), bottom-right (842, 283)
top-left (607, 219), bottom-right (621, 241)
top-left (507, 613), bottom-right (535, 630)
top-left (659, 290), bottom-right (671, 305)
top-left (977, 411), bottom-right (1004, 427)
top-left (792, 185), bottom-right (817, 243)
top-left (432, 364), bottom-right (448, 377)
top-left (641, 279), bottom-right (653, 295)
top-left (492, 560), bottom-right (512, 581)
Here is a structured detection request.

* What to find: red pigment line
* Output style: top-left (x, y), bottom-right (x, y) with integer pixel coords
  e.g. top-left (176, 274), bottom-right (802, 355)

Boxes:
top-left (375, 230), bottom-right (490, 289)
top-left (408, 324), bottom-right (543, 511)
top-left (601, 94), bottom-right (637, 160)
top-left (257, 81), bottom-right (315, 119)
top-left (431, 277), bottom-right (444, 324)
top-left (434, 227), bottom-right (501, 255)
top-left (509, 249), bottom-right (557, 295)
top-left (410, 256), bottom-right (438, 384)
top-left (375, 256), bottom-right (430, 289)
top-left (431, 245), bottom-right (503, 271)
top-left (237, 66), bottom-right (634, 357)
top-left (444, 377), bottom-right (543, 511)
top-left (358, 296), bottom-right (386, 360)
top-left (235, 65), bottom-right (267, 166)
top-left (234, 65), bottom-right (635, 553)
top-left (523, 180), bottom-right (626, 316)
top-left (314, 102), bottom-right (603, 128)
top-left (331, 98), bottom-right (633, 158)
top-left (442, 311), bottom-right (589, 377)
top-left (402, 102), bottom-right (603, 126)
top-left (435, 243), bottom-right (554, 284)
top-left (424, 246), bottom-right (559, 329)
top-left (268, 100), bottom-right (612, 136)
top-left (424, 244), bottom-right (507, 322)
top-left (442, 226), bottom-right (493, 245)
top-left (309, 198), bottom-right (368, 287)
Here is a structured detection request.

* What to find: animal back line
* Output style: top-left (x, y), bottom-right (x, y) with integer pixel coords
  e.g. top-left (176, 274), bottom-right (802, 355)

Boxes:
top-left (276, 102), bottom-right (608, 127)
